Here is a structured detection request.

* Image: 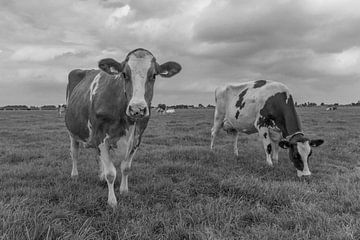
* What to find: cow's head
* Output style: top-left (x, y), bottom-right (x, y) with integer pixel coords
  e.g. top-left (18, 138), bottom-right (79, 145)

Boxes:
top-left (279, 134), bottom-right (324, 177)
top-left (98, 48), bottom-right (181, 119)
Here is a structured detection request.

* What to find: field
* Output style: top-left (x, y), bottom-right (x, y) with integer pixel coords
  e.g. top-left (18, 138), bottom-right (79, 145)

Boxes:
top-left (0, 107), bottom-right (360, 240)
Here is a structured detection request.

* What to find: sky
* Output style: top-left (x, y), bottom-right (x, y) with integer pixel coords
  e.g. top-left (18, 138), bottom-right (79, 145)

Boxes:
top-left (1, 0), bottom-right (360, 106)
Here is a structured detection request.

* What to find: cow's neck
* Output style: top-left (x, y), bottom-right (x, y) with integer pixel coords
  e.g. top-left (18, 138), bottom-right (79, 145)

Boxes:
top-left (278, 95), bottom-right (302, 138)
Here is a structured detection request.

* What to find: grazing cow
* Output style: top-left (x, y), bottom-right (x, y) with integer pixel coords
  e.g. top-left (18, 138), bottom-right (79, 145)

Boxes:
top-left (65, 48), bottom-right (181, 207)
top-left (156, 104), bottom-right (166, 114)
top-left (165, 109), bottom-right (176, 114)
top-left (326, 106), bottom-right (337, 111)
top-left (211, 80), bottom-right (324, 177)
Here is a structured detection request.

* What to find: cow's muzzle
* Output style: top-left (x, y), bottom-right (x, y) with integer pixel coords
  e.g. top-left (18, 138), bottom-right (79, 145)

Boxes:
top-left (127, 103), bottom-right (148, 119)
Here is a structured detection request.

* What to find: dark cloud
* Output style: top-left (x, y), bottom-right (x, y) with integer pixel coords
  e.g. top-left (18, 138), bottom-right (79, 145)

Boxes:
top-left (0, 0), bottom-right (359, 106)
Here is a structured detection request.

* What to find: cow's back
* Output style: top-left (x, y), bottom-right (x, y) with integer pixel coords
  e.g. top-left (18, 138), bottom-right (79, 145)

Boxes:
top-left (216, 81), bottom-right (290, 133)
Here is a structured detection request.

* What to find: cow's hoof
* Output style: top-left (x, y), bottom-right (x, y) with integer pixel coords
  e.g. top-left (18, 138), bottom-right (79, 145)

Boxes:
top-left (266, 162), bottom-right (274, 167)
top-left (71, 175), bottom-right (78, 181)
top-left (120, 189), bottom-right (129, 195)
top-left (108, 201), bottom-right (117, 209)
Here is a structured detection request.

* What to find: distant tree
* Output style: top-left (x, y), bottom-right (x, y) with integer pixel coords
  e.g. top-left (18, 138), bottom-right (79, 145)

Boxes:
top-left (207, 104), bottom-right (215, 109)
top-left (198, 104), bottom-right (205, 108)
top-left (29, 106), bottom-right (40, 110)
top-left (40, 105), bottom-right (57, 110)
top-left (174, 104), bottom-right (188, 109)
top-left (320, 102), bottom-right (325, 106)
top-left (334, 103), bottom-right (339, 106)
top-left (2, 105), bottom-right (29, 110)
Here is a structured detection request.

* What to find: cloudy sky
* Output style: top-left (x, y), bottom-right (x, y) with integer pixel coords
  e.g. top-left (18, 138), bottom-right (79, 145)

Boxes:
top-left (1, 0), bottom-right (360, 106)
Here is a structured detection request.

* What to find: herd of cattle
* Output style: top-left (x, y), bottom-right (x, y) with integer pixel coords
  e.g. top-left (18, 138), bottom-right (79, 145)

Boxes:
top-left (65, 48), bottom-right (324, 207)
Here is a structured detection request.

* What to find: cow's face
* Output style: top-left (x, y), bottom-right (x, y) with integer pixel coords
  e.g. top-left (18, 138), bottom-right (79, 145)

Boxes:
top-left (98, 48), bottom-right (181, 120)
top-left (279, 137), bottom-right (324, 177)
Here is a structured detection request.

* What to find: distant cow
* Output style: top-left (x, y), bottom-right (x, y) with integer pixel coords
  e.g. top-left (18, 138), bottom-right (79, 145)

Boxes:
top-left (65, 48), bottom-right (181, 207)
top-left (165, 109), bottom-right (176, 114)
top-left (156, 108), bottom-right (165, 114)
top-left (58, 105), bottom-right (66, 117)
top-left (326, 106), bottom-right (337, 111)
top-left (211, 80), bottom-right (324, 177)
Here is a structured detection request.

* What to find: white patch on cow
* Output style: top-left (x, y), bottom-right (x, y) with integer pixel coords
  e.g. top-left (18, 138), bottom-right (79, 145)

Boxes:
top-left (87, 120), bottom-right (93, 142)
top-left (165, 109), bottom-right (175, 114)
top-left (90, 73), bottom-right (101, 101)
top-left (127, 53), bottom-right (153, 106)
top-left (296, 141), bottom-right (312, 177)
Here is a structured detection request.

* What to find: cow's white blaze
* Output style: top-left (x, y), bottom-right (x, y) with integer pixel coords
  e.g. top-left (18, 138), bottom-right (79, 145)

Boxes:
top-left (90, 73), bottom-right (101, 101)
top-left (126, 52), bottom-right (153, 116)
top-left (296, 141), bottom-right (312, 177)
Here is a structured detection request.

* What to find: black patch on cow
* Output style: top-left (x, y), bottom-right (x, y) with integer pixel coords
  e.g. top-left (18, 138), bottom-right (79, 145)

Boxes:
top-left (235, 110), bottom-right (240, 119)
top-left (258, 92), bottom-right (301, 138)
top-left (225, 128), bottom-right (237, 135)
top-left (267, 144), bottom-right (272, 154)
top-left (253, 80), bottom-right (267, 88)
top-left (257, 115), bottom-right (276, 128)
top-left (235, 88), bottom-right (248, 119)
top-left (289, 145), bottom-right (304, 171)
top-left (263, 132), bottom-right (267, 139)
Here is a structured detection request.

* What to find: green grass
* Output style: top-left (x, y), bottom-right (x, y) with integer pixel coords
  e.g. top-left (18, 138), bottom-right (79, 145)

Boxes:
top-left (0, 107), bottom-right (359, 239)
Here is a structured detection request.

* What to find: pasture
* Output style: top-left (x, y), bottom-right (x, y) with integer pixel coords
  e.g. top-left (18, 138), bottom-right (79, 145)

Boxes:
top-left (0, 107), bottom-right (359, 239)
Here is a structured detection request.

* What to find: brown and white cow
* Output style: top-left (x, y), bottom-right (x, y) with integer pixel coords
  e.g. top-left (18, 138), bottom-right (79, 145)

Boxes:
top-left (211, 80), bottom-right (324, 177)
top-left (65, 48), bottom-right (181, 207)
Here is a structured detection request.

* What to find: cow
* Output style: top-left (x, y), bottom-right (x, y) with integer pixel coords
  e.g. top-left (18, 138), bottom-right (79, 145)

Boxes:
top-left (210, 80), bottom-right (324, 177)
top-left (58, 104), bottom-right (66, 117)
top-left (326, 106), bottom-right (337, 111)
top-left (65, 48), bottom-right (181, 207)
top-left (156, 107), bottom-right (165, 114)
top-left (165, 108), bottom-right (176, 114)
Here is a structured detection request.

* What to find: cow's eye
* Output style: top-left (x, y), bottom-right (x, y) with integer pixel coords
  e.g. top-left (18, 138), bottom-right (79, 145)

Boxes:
top-left (122, 72), bottom-right (128, 80)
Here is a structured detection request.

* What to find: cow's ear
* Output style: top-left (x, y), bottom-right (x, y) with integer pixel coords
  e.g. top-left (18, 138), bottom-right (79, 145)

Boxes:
top-left (98, 58), bottom-right (124, 75)
top-left (279, 140), bottom-right (291, 149)
top-left (158, 62), bottom-right (182, 78)
top-left (310, 139), bottom-right (324, 147)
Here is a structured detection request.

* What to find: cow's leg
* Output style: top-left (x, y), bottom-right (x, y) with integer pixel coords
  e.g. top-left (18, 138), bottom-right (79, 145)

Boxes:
top-left (69, 134), bottom-right (79, 178)
top-left (120, 125), bottom-right (137, 194)
top-left (258, 127), bottom-right (273, 166)
top-left (120, 149), bottom-right (137, 194)
top-left (98, 136), bottom-right (117, 207)
top-left (211, 109), bottom-right (225, 150)
top-left (234, 133), bottom-right (239, 156)
top-left (271, 141), bottom-right (279, 164)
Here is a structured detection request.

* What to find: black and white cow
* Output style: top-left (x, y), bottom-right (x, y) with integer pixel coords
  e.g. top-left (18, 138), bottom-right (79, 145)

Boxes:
top-left (65, 48), bottom-right (181, 207)
top-left (211, 80), bottom-right (324, 177)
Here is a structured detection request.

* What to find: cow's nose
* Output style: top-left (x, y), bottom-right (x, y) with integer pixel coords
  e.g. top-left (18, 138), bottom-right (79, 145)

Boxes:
top-left (128, 104), bottom-right (147, 118)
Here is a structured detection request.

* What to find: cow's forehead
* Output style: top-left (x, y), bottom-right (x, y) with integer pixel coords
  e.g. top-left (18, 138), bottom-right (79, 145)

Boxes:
top-left (127, 52), bottom-right (154, 76)
top-left (296, 141), bottom-right (311, 154)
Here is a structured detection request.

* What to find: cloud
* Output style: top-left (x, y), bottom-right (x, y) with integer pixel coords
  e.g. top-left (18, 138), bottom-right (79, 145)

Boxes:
top-left (105, 5), bottom-right (131, 29)
top-left (11, 46), bottom-right (79, 62)
top-left (0, 0), bottom-right (360, 106)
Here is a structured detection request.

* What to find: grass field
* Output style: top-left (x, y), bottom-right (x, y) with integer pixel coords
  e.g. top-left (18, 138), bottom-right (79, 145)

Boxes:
top-left (0, 107), bottom-right (360, 240)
